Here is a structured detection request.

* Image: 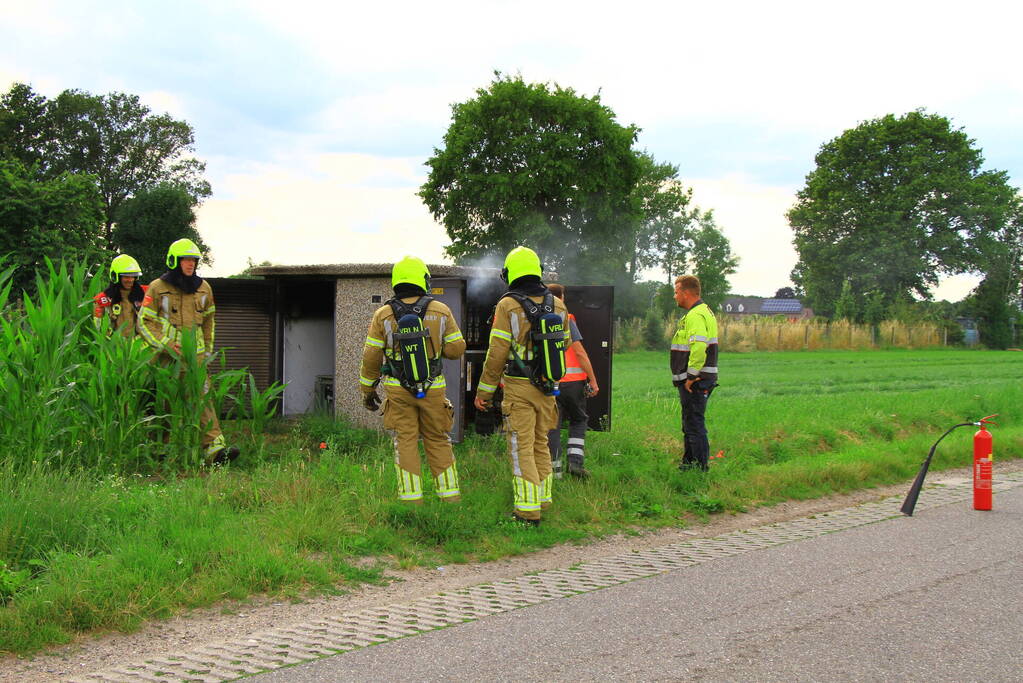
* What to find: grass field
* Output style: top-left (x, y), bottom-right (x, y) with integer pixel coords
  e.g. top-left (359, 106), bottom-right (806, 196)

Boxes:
top-left (1, 349), bottom-right (1021, 655)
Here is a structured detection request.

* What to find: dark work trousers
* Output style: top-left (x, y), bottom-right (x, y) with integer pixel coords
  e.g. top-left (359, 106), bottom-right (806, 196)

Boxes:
top-left (678, 381), bottom-right (715, 471)
top-left (547, 380), bottom-right (588, 475)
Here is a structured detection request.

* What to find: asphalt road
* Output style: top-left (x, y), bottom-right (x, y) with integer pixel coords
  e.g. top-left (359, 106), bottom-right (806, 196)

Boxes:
top-left (254, 488), bottom-right (1023, 682)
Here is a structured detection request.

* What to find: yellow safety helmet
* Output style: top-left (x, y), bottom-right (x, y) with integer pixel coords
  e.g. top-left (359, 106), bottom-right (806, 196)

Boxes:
top-left (502, 246), bottom-right (543, 284)
top-left (109, 254), bottom-right (142, 282)
top-left (392, 255), bottom-right (431, 291)
top-left (166, 238), bottom-right (202, 269)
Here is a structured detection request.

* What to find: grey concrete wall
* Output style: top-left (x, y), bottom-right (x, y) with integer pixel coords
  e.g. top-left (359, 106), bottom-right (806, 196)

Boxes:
top-left (335, 277), bottom-right (392, 429)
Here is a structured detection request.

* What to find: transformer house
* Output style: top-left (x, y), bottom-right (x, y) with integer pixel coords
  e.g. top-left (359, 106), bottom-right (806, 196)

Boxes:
top-left (221, 264), bottom-right (614, 442)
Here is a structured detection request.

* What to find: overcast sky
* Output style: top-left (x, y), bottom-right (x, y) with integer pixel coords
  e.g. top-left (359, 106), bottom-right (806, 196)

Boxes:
top-left (3, 0), bottom-right (1021, 299)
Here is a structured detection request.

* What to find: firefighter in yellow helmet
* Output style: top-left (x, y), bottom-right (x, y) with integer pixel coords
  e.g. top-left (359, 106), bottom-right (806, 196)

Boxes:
top-left (93, 254), bottom-right (148, 337)
top-left (359, 256), bottom-right (466, 504)
top-left (474, 246), bottom-right (569, 526)
top-left (138, 238), bottom-right (239, 465)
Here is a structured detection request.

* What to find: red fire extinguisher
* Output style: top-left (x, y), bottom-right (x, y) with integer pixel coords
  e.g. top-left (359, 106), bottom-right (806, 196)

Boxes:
top-left (973, 414), bottom-right (997, 511)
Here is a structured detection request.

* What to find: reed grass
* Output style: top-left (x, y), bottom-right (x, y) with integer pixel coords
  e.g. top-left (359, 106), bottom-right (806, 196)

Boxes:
top-left (616, 314), bottom-right (943, 352)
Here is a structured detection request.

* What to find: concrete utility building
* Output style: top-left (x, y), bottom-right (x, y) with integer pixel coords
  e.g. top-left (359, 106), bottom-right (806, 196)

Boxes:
top-left (209, 264), bottom-right (614, 442)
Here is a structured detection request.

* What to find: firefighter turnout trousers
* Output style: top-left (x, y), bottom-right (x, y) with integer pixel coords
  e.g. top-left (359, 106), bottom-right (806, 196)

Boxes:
top-left (153, 354), bottom-right (226, 460)
top-left (382, 385), bottom-right (460, 503)
top-left (547, 380), bottom-right (588, 476)
top-left (502, 378), bottom-right (558, 521)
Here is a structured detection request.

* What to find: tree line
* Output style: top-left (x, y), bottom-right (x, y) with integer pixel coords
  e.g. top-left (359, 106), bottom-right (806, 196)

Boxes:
top-left (419, 76), bottom-right (1021, 349)
top-left (4, 76), bottom-right (1019, 348)
top-left (0, 83), bottom-right (210, 291)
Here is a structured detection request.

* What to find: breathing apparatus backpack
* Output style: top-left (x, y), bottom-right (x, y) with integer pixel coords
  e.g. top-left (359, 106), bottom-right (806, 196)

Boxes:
top-left (502, 291), bottom-right (567, 396)
top-left (385, 295), bottom-right (440, 398)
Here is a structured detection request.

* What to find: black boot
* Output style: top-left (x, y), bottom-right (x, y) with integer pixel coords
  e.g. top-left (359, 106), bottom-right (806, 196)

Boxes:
top-left (211, 446), bottom-right (240, 465)
top-left (567, 458), bottom-right (590, 479)
top-left (511, 513), bottom-right (541, 527)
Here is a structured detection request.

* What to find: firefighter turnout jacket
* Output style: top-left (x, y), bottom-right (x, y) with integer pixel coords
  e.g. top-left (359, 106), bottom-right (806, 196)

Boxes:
top-left (476, 294), bottom-right (570, 400)
top-left (93, 284), bottom-right (148, 338)
top-left (359, 297), bottom-right (466, 394)
top-left (670, 299), bottom-right (719, 386)
top-left (138, 277), bottom-right (216, 355)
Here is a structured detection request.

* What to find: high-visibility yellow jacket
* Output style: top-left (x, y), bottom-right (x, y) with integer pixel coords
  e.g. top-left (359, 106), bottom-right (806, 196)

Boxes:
top-left (138, 277), bottom-right (216, 355)
top-left (670, 300), bottom-right (719, 386)
top-left (359, 296), bottom-right (465, 394)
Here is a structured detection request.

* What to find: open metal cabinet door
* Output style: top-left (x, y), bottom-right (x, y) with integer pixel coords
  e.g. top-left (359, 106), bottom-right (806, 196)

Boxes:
top-left (429, 277), bottom-right (466, 443)
top-left (563, 285), bottom-right (613, 431)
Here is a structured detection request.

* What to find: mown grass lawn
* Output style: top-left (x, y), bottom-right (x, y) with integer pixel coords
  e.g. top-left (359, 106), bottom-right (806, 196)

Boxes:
top-left (2, 348), bottom-right (1020, 654)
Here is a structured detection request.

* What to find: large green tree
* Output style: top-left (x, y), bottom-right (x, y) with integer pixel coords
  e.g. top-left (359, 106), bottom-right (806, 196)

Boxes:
top-left (0, 158), bottom-right (105, 291)
top-left (420, 74), bottom-right (642, 282)
top-left (111, 184), bottom-right (210, 280)
top-left (0, 83), bottom-right (211, 246)
top-left (788, 110), bottom-right (1016, 317)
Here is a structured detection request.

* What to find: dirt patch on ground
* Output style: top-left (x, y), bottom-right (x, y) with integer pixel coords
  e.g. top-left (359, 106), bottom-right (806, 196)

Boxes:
top-left (4, 461), bottom-right (1020, 682)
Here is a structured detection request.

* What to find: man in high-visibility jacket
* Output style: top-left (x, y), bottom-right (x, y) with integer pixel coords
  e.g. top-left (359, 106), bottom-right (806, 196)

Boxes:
top-left (360, 256), bottom-right (466, 504)
top-left (671, 275), bottom-right (719, 471)
top-left (138, 238), bottom-right (238, 465)
top-left (545, 283), bottom-right (599, 479)
top-left (93, 254), bottom-right (148, 337)
top-left (474, 247), bottom-right (569, 526)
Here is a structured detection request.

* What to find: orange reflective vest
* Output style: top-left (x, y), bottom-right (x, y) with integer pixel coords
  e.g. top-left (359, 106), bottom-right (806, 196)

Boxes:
top-left (562, 313), bottom-right (587, 382)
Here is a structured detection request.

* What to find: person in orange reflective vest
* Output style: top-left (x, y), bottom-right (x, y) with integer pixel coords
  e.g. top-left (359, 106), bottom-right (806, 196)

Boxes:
top-left (93, 254), bottom-right (148, 338)
top-left (545, 283), bottom-right (599, 479)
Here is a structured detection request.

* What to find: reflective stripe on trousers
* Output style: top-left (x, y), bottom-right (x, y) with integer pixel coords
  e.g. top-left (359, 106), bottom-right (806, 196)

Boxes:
top-left (383, 386), bottom-right (459, 502)
top-left (502, 379), bottom-right (557, 520)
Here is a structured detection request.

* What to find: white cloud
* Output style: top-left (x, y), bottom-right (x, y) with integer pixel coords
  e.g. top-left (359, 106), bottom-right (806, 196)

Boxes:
top-left (196, 153), bottom-right (451, 277)
top-left (932, 274), bottom-right (981, 303)
top-left (138, 90), bottom-right (190, 120)
top-left (685, 175), bottom-right (799, 296)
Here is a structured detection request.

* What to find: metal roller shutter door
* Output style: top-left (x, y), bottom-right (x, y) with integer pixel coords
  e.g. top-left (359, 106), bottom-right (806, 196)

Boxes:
top-left (207, 279), bottom-right (275, 392)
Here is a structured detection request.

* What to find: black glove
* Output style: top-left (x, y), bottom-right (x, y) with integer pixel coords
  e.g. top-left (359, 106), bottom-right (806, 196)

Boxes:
top-left (364, 392), bottom-right (381, 411)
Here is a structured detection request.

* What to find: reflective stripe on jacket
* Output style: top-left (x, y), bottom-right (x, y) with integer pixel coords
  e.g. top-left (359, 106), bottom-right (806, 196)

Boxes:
top-left (669, 300), bottom-right (719, 385)
top-left (358, 297), bottom-right (466, 394)
top-left (138, 278), bottom-right (216, 355)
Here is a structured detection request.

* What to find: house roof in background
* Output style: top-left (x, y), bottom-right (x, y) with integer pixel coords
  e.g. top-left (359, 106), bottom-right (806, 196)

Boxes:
top-left (721, 296), bottom-right (764, 313)
top-left (760, 298), bottom-right (804, 313)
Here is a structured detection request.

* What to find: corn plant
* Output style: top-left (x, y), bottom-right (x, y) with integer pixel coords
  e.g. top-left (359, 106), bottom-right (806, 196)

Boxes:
top-left (0, 259), bottom-right (257, 473)
top-left (231, 373), bottom-right (287, 433)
